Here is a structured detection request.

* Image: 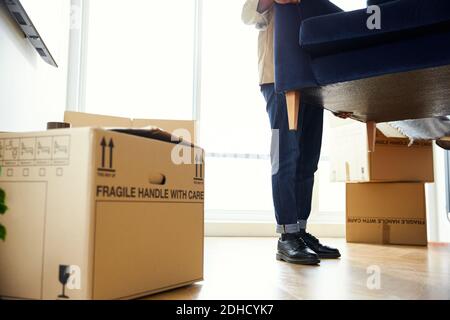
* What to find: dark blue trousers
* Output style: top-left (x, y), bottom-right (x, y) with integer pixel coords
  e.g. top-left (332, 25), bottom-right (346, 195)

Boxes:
top-left (261, 84), bottom-right (323, 234)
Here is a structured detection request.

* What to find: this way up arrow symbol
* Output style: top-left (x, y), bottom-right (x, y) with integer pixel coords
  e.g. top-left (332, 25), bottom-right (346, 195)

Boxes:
top-left (100, 137), bottom-right (107, 168)
top-left (108, 139), bottom-right (114, 169)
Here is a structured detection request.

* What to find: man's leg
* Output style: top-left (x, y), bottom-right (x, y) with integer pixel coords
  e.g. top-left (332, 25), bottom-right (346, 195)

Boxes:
top-left (295, 104), bottom-right (341, 259)
top-left (261, 84), bottom-right (319, 265)
top-left (295, 102), bottom-right (323, 231)
top-left (262, 84), bottom-right (300, 232)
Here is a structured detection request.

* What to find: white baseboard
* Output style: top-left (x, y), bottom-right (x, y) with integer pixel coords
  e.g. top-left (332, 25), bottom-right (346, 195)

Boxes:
top-left (205, 221), bottom-right (345, 238)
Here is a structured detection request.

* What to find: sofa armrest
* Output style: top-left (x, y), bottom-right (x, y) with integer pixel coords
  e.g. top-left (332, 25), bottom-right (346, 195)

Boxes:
top-left (274, 0), bottom-right (342, 92)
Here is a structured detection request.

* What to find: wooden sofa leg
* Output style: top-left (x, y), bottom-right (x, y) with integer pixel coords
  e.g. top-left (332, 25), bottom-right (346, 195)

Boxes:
top-left (286, 91), bottom-right (300, 131)
top-left (367, 121), bottom-right (377, 153)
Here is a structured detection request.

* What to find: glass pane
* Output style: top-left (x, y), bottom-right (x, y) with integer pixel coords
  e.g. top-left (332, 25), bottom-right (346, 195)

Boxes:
top-left (318, 161), bottom-right (346, 215)
top-left (201, 0), bottom-right (273, 220)
top-left (199, 0), bottom-right (271, 155)
top-left (201, 1), bottom-right (345, 222)
top-left (84, 0), bottom-right (195, 120)
top-left (205, 157), bottom-right (273, 213)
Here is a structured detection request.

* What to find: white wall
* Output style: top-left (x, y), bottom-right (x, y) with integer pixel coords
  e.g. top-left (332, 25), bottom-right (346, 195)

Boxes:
top-left (0, 0), bottom-right (71, 132)
top-left (428, 147), bottom-right (450, 242)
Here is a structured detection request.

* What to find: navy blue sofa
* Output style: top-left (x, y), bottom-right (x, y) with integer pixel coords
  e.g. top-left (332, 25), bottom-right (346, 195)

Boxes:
top-left (274, 0), bottom-right (450, 130)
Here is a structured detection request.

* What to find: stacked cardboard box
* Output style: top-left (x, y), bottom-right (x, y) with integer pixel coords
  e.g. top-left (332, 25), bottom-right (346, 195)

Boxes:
top-left (330, 118), bottom-right (434, 246)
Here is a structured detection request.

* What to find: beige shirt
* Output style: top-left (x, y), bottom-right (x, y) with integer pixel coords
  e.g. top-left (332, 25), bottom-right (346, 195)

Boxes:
top-left (242, 0), bottom-right (275, 85)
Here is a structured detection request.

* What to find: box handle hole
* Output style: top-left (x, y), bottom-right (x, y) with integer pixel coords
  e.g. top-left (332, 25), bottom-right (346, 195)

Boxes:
top-left (149, 173), bottom-right (166, 185)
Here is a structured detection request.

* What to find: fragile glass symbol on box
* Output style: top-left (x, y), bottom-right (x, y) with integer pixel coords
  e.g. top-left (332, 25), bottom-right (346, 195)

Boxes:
top-left (4, 139), bottom-right (19, 160)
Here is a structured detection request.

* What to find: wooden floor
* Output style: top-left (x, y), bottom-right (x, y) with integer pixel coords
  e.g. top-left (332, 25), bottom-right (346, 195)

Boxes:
top-left (145, 238), bottom-right (450, 300)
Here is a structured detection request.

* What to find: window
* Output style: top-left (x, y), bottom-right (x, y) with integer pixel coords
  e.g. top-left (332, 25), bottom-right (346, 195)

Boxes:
top-left (76, 0), bottom-right (369, 228)
top-left (200, 1), bottom-right (364, 224)
top-left (200, 0), bottom-right (274, 221)
top-left (83, 0), bottom-right (196, 120)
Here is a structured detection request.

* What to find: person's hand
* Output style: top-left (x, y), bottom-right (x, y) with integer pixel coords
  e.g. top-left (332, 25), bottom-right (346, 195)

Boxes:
top-left (258, 0), bottom-right (300, 14)
top-left (274, 0), bottom-right (301, 4)
top-left (333, 111), bottom-right (353, 119)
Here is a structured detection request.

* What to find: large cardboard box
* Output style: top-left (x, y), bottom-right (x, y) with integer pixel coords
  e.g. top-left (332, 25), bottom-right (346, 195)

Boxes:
top-left (329, 119), bottom-right (434, 183)
top-left (64, 111), bottom-right (196, 144)
top-left (0, 127), bottom-right (204, 299)
top-left (346, 182), bottom-right (427, 246)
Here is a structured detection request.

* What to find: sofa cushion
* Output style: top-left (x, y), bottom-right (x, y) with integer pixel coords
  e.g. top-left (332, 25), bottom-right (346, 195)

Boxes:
top-left (300, 0), bottom-right (450, 56)
top-left (310, 28), bottom-right (450, 86)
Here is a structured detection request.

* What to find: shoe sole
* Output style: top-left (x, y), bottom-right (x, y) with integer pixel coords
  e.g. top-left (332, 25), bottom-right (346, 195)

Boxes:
top-left (317, 253), bottom-right (341, 260)
top-left (276, 253), bottom-right (320, 265)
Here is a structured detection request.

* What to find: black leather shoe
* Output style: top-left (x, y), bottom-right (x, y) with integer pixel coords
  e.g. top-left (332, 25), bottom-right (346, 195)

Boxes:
top-left (300, 232), bottom-right (341, 259)
top-left (276, 237), bottom-right (320, 265)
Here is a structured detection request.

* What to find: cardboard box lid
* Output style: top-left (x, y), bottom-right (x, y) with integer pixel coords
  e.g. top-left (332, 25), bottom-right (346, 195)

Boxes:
top-left (64, 111), bottom-right (132, 127)
top-left (64, 111), bottom-right (196, 144)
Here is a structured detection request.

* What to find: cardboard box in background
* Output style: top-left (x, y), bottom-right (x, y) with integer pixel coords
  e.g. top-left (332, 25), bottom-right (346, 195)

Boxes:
top-left (329, 118), bottom-right (434, 183)
top-left (346, 182), bottom-right (427, 246)
top-left (64, 111), bottom-right (196, 144)
top-left (0, 127), bottom-right (204, 299)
